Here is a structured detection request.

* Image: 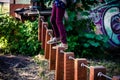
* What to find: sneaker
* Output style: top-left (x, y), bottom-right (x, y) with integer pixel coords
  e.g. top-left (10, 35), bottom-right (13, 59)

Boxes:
top-left (52, 43), bottom-right (68, 49)
top-left (47, 37), bottom-right (60, 44)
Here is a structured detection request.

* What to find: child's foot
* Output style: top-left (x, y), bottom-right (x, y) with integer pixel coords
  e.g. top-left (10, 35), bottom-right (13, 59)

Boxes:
top-left (52, 43), bottom-right (68, 49)
top-left (47, 37), bottom-right (60, 44)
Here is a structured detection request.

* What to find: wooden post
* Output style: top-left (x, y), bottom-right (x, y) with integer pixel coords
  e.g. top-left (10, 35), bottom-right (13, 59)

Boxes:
top-left (112, 76), bottom-right (120, 80)
top-left (49, 44), bottom-right (56, 70)
top-left (38, 16), bottom-right (44, 41)
top-left (44, 29), bottom-right (53, 59)
top-left (41, 22), bottom-right (48, 50)
top-left (90, 66), bottom-right (106, 80)
top-left (55, 47), bottom-right (65, 80)
top-left (74, 58), bottom-right (87, 80)
top-left (64, 52), bottom-right (74, 80)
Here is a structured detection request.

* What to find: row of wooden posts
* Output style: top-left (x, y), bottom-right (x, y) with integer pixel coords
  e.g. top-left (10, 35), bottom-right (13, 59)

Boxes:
top-left (38, 16), bottom-right (120, 80)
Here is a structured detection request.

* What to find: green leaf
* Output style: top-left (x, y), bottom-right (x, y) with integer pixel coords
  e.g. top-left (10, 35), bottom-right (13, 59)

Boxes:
top-left (84, 33), bottom-right (95, 39)
top-left (83, 43), bottom-right (90, 48)
top-left (95, 35), bottom-right (103, 40)
top-left (66, 25), bottom-right (73, 31)
top-left (88, 40), bottom-right (100, 47)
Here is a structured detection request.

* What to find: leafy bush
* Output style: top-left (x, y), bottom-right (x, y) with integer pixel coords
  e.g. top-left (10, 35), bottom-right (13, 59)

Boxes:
top-left (45, 5), bottom-right (110, 58)
top-left (44, 0), bottom-right (110, 58)
top-left (0, 15), bottom-right (41, 56)
top-left (64, 11), bottom-right (110, 59)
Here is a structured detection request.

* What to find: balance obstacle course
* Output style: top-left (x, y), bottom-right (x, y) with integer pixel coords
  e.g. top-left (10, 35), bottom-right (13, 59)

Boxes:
top-left (38, 16), bottom-right (120, 80)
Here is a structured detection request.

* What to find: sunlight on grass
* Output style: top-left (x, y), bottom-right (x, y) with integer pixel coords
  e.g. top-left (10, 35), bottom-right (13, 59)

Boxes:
top-left (88, 59), bottom-right (120, 77)
top-left (33, 54), bottom-right (55, 80)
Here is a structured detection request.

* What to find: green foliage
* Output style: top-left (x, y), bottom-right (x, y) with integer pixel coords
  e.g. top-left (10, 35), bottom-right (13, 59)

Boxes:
top-left (45, 0), bottom-right (110, 58)
top-left (0, 15), bottom-right (41, 56)
top-left (78, 33), bottom-right (109, 58)
top-left (65, 11), bottom-right (110, 59)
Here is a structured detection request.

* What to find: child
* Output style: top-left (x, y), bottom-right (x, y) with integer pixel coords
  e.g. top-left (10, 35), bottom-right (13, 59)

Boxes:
top-left (47, 0), bottom-right (68, 49)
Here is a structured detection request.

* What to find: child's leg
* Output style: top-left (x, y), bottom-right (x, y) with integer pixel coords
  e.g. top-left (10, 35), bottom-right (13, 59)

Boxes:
top-left (56, 7), bottom-right (67, 44)
top-left (50, 4), bottom-right (60, 38)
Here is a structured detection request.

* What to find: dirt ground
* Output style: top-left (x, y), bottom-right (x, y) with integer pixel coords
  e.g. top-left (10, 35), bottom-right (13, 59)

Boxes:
top-left (0, 53), bottom-right (120, 80)
top-left (0, 54), bottom-right (55, 80)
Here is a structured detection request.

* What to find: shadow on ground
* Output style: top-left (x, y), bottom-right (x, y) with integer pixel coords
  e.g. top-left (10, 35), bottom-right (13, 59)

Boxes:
top-left (0, 55), bottom-right (41, 80)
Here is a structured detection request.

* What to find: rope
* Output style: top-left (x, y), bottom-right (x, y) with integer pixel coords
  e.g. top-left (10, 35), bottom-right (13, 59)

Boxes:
top-left (98, 72), bottom-right (112, 80)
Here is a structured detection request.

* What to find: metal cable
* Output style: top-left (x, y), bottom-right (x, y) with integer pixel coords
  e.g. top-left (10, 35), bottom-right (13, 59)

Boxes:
top-left (60, 50), bottom-right (65, 53)
top-left (40, 18), bottom-right (44, 22)
top-left (48, 32), bottom-right (53, 39)
top-left (98, 72), bottom-right (112, 80)
top-left (69, 56), bottom-right (75, 60)
top-left (44, 24), bottom-right (48, 30)
top-left (81, 63), bottom-right (90, 69)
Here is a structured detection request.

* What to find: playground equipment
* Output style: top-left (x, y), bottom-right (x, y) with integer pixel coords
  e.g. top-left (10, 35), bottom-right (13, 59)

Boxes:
top-left (38, 16), bottom-right (120, 80)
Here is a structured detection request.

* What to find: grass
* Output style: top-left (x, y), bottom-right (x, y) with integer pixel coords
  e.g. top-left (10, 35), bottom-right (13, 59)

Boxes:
top-left (33, 54), bottom-right (55, 80)
top-left (88, 59), bottom-right (120, 77)
top-left (33, 54), bottom-right (120, 79)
